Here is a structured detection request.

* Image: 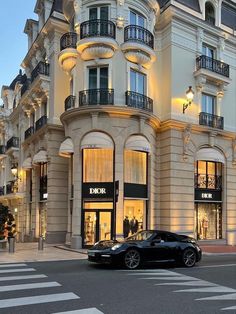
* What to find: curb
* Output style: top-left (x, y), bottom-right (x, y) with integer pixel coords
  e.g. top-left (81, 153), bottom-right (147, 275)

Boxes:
top-left (55, 245), bottom-right (88, 255)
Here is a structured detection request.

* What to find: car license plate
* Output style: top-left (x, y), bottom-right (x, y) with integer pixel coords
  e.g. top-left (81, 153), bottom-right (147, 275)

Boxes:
top-left (88, 252), bottom-right (95, 257)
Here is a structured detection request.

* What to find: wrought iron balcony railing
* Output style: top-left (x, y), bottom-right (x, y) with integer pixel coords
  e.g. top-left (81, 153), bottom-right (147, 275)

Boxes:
top-left (194, 174), bottom-right (222, 190)
top-left (80, 19), bottom-right (116, 39)
top-left (65, 95), bottom-right (76, 111)
top-left (35, 115), bottom-right (48, 132)
top-left (6, 137), bottom-right (19, 151)
top-left (0, 145), bottom-right (6, 155)
top-left (25, 126), bottom-right (34, 140)
top-left (124, 25), bottom-right (154, 49)
top-left (6, 181), bottom-right (16, 194)
top-left (196, 55), bottom-right (229, 78)
top-left (199, 112), bottom-right (224, 130)
top-left (31, 62), bottom-right (50, 83)
top-left (79, 89), bottom-right (114, 106)
top-left (60, 32), bottom-right (77, 50)
top-left (126, 91), bottom-right (153, 112)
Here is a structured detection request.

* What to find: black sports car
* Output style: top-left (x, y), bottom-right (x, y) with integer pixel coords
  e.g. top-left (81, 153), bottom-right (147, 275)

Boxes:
top-left (88, 230), bottom-right (202, 269)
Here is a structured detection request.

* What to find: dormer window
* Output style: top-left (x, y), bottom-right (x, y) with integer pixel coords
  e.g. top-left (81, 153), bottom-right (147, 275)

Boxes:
top-left (205, 2), bottom-right (215, 25)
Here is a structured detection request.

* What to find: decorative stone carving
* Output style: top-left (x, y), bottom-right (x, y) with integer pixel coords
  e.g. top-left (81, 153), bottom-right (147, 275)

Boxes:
top-left (74, 0), bottom-right (82, 34)
top-left (124, 50), bottom-right (151, 67)
top-left (196, 27), bottom-right (204, 55)
top-left (183, 124), bottom-right (192, 156)
top-left (232, 139), bottom-right (236, 165)
top-left (81, 45), bottom-right (115, 61)
top-left (116, 0), bottom-right (125, 28)
top-left (44, 37), bottom-right (50, 61)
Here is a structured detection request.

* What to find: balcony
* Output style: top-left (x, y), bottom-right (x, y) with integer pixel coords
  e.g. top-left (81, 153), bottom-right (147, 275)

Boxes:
top-left (6, 137), bottom-right (19, 151)
top-left (25, 126), bottom-right (34, 140)
top-left (196, 56), bottom-right (229, 78)
top-left (199, 112), bottom-right (224, 130)
top-left (79, 89), bottom-right (114, 106)
top-left (65, 95), bottom-right (76, 111)
top-left (35, 115), bottom-right (47, 132)
top-left (195, 174), bottom-right (222, 190)
top-left (125, 91), bottom-right (153, 112)
top-left (121, 25), bottom-right (156, 68)
top-left (58, 32), bottom-right (78, 73)
top-left (31, 62), bottom-right (50, 83)
top-left (77, 19), bottom-right (118, 61)
top-left (194, 56), bottom-right (230, 88)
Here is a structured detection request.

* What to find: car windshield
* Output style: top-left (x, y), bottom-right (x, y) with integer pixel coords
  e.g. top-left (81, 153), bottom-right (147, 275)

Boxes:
top-left (126, 231), bottom-right (153, 241)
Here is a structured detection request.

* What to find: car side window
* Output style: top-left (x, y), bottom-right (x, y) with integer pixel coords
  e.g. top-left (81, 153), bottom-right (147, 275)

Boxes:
top-left (153, 233), bottom-right (165, 241)
top-left (165, 234), bottom-right (177, 242)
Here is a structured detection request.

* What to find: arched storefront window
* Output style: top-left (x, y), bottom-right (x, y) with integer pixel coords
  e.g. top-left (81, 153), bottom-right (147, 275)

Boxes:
top-left (194, 148), bottom-right (225, 241)
top-left (123, 135), bottom-right (150, 238)
top-left (205, 2), bottom-right (215, 25)
top-left (81, 132), bottom-right (114, 246)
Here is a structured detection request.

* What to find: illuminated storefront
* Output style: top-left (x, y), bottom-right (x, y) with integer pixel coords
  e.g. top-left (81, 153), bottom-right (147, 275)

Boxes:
top-left (194, 153), bottom-right (223, 240)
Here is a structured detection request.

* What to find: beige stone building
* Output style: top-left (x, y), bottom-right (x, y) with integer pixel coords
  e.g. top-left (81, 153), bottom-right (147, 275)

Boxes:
top-left (0, 0), bottom-right (236, 248)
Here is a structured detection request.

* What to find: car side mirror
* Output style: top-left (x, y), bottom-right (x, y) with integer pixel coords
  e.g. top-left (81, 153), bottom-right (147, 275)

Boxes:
top-left (151, 238), bottom-right (161, 245)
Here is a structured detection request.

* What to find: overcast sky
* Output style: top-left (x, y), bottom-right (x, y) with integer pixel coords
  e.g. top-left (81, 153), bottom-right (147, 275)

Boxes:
top-left (0, 1), bottom-right (37, 102)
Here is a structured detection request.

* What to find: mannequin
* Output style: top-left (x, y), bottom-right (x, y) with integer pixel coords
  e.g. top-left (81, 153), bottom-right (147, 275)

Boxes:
top-left (130, 216), bottom-right (138, 234)
top-left (123, 216), bottom-right (130, 238)
top-left (202, 215), bottom-right (209, 239)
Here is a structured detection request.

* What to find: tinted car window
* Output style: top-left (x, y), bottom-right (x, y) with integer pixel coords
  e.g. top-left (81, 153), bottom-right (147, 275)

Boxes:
top-left (165, 234), bottom-right (177, 242)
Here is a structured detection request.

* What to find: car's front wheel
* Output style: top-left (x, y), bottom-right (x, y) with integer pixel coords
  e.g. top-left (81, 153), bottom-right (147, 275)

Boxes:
top-left (124, 249), bottom-right (141, 269)
top-left (182, 248), bottom-right (196, 267)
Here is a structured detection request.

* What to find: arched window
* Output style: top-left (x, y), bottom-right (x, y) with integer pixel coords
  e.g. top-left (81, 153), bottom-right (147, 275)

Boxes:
top-left (205, 2), bottom-right (215, 25)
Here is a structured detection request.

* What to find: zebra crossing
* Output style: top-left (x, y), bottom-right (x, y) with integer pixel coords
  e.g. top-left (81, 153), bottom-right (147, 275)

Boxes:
top-left (118, 269), bottom-right (236, 311)
top-left (0, 262), bottom-right (104, 313)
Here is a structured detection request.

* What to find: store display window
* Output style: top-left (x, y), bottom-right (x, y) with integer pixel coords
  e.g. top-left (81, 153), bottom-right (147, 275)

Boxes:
top-left (123, 200), bottom-right (146, 238)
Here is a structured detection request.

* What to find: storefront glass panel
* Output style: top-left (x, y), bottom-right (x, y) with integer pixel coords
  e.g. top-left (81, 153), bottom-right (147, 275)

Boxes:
top-left (83, 149), bottom-right (113, 182)
top-left (124, 151), bottom-right (147, 184)
top-left (123, 200), bottom-right (146, 238)
top-left (196, 203), bottom-right (222, 240)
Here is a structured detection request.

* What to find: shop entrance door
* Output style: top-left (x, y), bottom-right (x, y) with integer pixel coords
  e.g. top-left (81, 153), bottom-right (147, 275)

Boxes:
top-left (84, 210), bottom-right (112, 246)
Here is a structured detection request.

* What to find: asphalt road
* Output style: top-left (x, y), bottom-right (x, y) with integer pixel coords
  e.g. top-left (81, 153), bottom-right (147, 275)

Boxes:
top-left (0, 255), bottom-right (235, 314)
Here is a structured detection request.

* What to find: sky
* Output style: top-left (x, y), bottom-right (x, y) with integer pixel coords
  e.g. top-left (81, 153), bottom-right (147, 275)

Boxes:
top-left (0, 1), bottom-right (37, 103)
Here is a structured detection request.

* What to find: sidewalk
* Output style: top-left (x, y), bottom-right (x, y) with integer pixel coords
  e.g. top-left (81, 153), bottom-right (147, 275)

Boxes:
top-left (0, 242), bottom-right (87, 263)
top-left (1, 242), bottom-right (236, 264)
top-left (200, 244), bottom-right (236, 255)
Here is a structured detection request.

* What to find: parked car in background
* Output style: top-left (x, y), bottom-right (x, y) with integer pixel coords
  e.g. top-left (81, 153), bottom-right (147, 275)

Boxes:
top-left (88, 230), bottom-right (202, 269)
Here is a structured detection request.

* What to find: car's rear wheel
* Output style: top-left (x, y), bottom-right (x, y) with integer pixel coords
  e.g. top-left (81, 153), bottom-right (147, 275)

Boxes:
top-left (182, 248), bottom-right (196, 267)
top-left (124, 249), bottom-right (141, 269)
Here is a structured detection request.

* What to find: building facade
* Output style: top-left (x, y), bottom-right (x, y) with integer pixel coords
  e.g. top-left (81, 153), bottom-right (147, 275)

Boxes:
top-left (0, 0), bottom-right (236, 248)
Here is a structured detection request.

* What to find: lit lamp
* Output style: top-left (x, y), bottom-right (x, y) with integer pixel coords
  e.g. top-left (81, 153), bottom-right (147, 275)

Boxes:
top-left (183, 86), bottom-right (194, 114)
top-left (11, 164), bottom-right (18, 177)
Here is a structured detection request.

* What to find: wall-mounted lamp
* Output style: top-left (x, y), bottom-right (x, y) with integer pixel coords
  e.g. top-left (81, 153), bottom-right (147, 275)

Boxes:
top-left (11, 164), bottom-right (18, 177)
top-left (183, 86), bottom-right (194, 114)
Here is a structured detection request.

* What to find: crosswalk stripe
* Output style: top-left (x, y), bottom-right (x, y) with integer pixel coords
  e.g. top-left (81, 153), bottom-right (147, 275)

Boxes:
top-left (0, 264), bottom-right (27, 268)
top-left (155, 280), bottom-right (217, 286)
top-left (221, 305), bottom-right (236, 311)
top-left (117, 269), bottom-right (171, 272)
top-left (53, 308), bottom-right (104, 314)
top-left (0, 268), bottom-right (35, 274)
top-left (138, 276), bottom-right (199, 281)
top-left (196, 293), bottom-right (236, 301)
top-left (175, 286), bottom-right (236, 293)
top-left (127, 272), bottom-right (182, 276)
top-left (0, 274), bottom-right (47, 281)
top-left (0, 292), bottom-right (80, 309)
top-left (0, 281), bottom-right (61, 292)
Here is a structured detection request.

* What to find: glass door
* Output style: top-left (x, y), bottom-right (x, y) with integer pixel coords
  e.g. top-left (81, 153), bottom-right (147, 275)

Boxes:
top-left (84, 210), bottom-right (112, 246)
top-left (89, 67), bottom-right (108, 104)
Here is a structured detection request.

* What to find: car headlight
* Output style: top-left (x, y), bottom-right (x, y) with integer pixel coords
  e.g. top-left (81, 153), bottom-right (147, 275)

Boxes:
top-left (111, 243), bottom-right (123, 251)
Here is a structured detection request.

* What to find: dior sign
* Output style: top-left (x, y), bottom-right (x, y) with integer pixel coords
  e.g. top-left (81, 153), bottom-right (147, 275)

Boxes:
top-left (83, 182), bottom-right (114, 199)
top-left (89, 188), bottom-right (106, 195)
top-left (195, 189), bottom-right (222, 202)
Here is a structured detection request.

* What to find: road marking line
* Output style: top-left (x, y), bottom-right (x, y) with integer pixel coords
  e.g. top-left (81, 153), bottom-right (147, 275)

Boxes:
top-left (127, 272), bottom-right (182, 276)
top-left (0, 274), bottom-right (47, 281)
top-left (196, 293), bottom-right (236, 301)
top-left (0, 268), bottom-right (35, 274)
top-left (193, 263), bottom-right (236, 269)
top-left (53, 308), bottom-right (104, 314)
top-left (0, 281), bottom-right (61, 292)
top-left (117, 269), bottom-right (171, 272)
top-left (221, 305), bottom-right (236, 311)
top-left (0, 292), bottom-right (80, 309)
top-left (155, 280), bottom-right (217, 286)
top-left (139, 276), bottom-right (200, 281)
top-left (0, 264), bottom-right (27, 268)
top-left (175, 286), bottom-right (236, 293)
